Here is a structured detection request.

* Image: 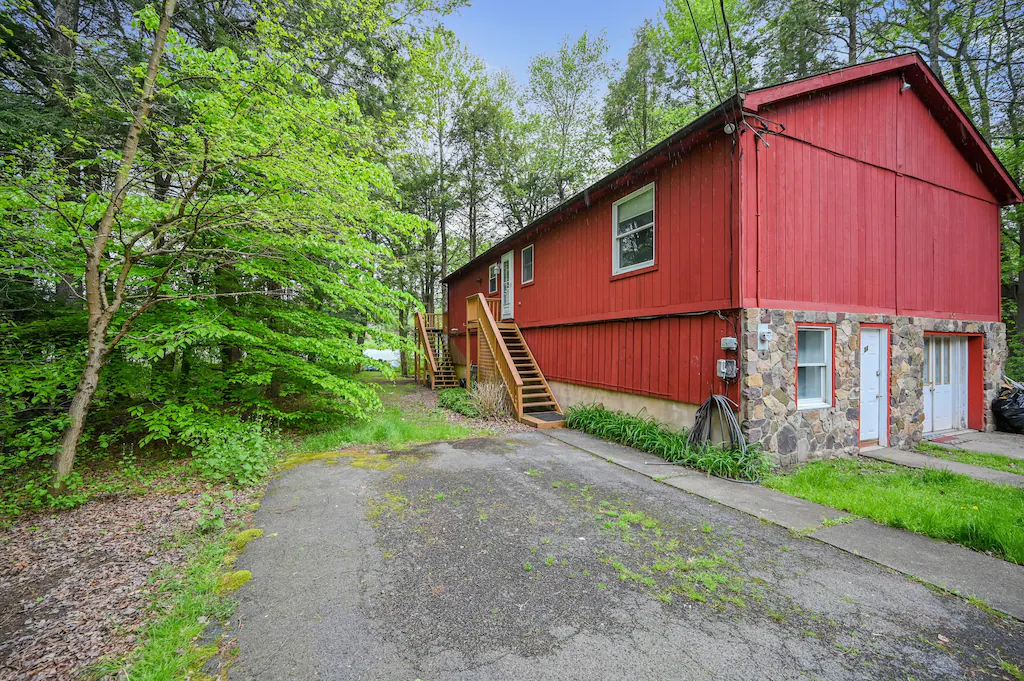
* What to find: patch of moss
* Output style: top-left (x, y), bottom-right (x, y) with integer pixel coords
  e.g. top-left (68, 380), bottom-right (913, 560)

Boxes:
top-left (215, 570), bottom-right (252, 595)
top-left (229, 528), bottom-right (264, 552)
top-left (278, 450), bottom-right (343, 471)
top-left (347, 452), bottom-right (394, 470)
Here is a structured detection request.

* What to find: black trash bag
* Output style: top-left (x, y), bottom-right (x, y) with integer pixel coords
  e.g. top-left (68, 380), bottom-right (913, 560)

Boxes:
top-left (992, 386), bottom-right (1024, 433)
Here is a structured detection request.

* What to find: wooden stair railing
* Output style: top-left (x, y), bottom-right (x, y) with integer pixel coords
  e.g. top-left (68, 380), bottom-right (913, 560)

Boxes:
top-left (415, 311), bottom-right (458, 390)
top-left (466, 294), bottom-right (562, 427)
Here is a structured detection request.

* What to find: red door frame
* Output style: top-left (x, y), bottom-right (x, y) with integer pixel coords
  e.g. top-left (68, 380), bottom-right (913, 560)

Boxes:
top-left (860, 323), bottom-right (892, 445)
top-left (923, 331), bottom-right (985, 431)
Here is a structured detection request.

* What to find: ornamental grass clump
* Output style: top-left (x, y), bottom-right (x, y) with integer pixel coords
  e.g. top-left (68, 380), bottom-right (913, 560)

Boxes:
top-left (471, 381), bottom-right (511, 419)
top-left (565, 403), bottom-right (771, 482)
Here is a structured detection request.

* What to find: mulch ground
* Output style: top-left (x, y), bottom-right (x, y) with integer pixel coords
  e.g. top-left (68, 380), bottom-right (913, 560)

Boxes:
top-left (0, 487), bottom-right (256, 681)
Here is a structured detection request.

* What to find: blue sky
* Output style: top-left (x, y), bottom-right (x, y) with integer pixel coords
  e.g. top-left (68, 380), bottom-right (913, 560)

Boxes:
top-left (443, 0), bottom-right (667, 85)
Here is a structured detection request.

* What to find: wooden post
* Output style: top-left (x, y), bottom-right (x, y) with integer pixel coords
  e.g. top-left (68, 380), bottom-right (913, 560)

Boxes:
top-left (467, 328), bottom-right (472, 392)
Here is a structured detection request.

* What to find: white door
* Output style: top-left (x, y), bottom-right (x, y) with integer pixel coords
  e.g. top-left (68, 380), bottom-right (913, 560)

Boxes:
top-left (859, 328), bottom-right (888, 445)
top-left (500, 251), bottom-right (514, 319)
top-left (924, 336), bottom-right (968, 433)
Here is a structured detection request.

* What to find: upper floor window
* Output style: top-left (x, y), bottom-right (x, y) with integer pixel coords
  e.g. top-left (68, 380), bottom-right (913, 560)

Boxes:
top-left (488, 263), bottom-right (498, 294)
top-left (522, 244), bottom-right (534, 284)
top-left (797, 326), bottom-right (833, 409)
top-left (612, 183), bottom-right (655, 275)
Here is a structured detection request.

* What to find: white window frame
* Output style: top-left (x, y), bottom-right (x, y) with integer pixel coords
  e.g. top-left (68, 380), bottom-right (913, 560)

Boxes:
top-left (797, 325), bottom-right (833, 410)
top-left (488, 263), bottom-right (498, 294)
top-left (612, 182), bottom-right (656, 275)
top-left (521, 244), bottom-right (534, 284)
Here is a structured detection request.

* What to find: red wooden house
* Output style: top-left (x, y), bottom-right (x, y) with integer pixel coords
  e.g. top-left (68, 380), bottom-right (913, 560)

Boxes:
top-left (420, 54), bottom-right (1022, 462)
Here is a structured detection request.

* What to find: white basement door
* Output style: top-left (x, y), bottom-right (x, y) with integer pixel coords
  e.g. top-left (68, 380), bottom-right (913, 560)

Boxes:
top-left (923, 336), bottom-right (968, 433)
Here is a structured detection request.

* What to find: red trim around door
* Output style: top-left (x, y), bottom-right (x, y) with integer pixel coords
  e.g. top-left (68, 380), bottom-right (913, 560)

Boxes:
top-left (924, 331), bottom-right (985, 431)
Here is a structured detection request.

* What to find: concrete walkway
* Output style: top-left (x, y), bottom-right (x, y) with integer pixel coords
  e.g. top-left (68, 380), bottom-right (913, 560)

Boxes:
top-left (862, 447), bottom-right (1024, 488)
top-left (928, 430), bottom-right (1024, 460)
top-left (545, 429), bottom-right (1024, 621)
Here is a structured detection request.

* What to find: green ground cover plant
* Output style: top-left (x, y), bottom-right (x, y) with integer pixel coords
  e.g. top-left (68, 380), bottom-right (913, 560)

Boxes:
top-left (765, 459), bottom-right (1024, 564)
top-left (437, 388), bottom-right (481, 417)
top-left (565, 404), bottom-right (772, 482)
top-left (917, 442), bottom-right (1023, 475)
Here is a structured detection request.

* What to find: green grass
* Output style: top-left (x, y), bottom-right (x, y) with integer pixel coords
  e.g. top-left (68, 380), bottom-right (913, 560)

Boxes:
top-left (84, 526), bottom-right (244, 680)
top-left (917, 442), bottom-right (1023, 475)
top-left (297, 406), bottom-right (477, 453)
top-left (565, 403), bottom-right (772, 482)
top-left (765, 459), bottom-right (1024, 564)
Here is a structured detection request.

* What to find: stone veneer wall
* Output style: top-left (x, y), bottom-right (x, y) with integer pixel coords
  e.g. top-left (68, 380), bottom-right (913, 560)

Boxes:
top-left (739, 308), bottom-right (1006, 467)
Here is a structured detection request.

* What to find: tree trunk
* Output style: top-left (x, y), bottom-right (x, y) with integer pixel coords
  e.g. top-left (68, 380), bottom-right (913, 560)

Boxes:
top-left (844, 0), bottom-right (858, 65)
top-left (50, 0), bottom-right (177, 493)
top-left (51, 339), bottom-right (104, 491)
top-left (926, 0), bottom-right (943, 83)
top-left (399, 306), bottom-right (409, 376)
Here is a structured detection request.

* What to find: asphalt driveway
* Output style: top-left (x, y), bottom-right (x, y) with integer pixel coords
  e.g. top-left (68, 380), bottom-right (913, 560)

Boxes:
top-left (228, 432), bottom-right (1023, 680)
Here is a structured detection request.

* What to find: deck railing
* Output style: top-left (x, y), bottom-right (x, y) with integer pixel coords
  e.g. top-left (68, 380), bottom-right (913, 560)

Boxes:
top-left (414, 310), bottom-right (439, 389)
top-left (466, 293), bottom-right (522, 416)
top-left (485, 297), bottom-right (500, 320)
top-left (422, 312), bottom-right (445, 331)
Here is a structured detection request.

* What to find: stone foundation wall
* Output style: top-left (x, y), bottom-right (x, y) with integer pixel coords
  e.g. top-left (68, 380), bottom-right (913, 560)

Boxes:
top-left (739, 308), bottom-right (1006, 466)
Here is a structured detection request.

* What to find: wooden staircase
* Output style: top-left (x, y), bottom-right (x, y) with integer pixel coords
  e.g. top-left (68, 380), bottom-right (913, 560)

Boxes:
top-left (496, 323), bottom-right (561, 422)
top-left (415, 311), bottom-right (459, 390)
top-left (466, 294), bottom-right (564, 429)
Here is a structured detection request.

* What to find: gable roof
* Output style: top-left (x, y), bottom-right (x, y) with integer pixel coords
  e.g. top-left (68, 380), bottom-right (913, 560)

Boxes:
top-left (443, 53), bottom-right (1021, 285)
top-left (743, 53), bottom-right (1022, 205)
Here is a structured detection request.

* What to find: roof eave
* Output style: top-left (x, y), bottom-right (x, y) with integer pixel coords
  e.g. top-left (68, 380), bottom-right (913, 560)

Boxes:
top-left (442, 97), bottom-right (739, 284)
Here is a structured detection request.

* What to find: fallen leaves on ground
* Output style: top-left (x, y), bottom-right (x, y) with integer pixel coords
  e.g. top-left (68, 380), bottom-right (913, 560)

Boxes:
top-left (0, 487), bottom-right (255, 680)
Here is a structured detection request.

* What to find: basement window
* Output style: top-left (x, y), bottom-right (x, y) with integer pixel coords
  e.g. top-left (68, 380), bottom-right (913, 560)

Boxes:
top-left (797, 326), bottom-right (833, 409)
top-left (488, 263), bottom-right (498, 294)
top-left (522, 244), bottom-right (534, 284)
top-left (612, 183), bottom-right (655, 275)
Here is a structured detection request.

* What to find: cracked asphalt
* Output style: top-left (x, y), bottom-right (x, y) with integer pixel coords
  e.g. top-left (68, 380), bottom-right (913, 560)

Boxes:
top-left (228, 431), bottom-right (1023, 680)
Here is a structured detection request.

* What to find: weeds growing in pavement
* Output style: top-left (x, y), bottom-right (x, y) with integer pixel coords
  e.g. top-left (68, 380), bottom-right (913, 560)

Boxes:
top-left (917, 442), bottom-right (1023, 476)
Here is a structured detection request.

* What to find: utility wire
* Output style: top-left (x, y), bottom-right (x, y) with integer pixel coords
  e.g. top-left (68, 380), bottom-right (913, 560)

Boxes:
top-left (718, 0), bottom-right (742, 98)
top-left (710, 0), bottom-right (742, 137)
top-left (682, 0), bottom-right (725, 107)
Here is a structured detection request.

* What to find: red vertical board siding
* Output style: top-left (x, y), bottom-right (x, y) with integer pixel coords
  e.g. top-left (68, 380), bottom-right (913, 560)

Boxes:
top-left (747, 74), bottom-right (1001, 321)
top-left (446, 134), bottom-right (740, 406)
top-left (521, 315), bottom-right (737, 405)
top-left (896, 176), bottom-right (1000, 319)
top-left (899, 84), bottom-right (994, 203)
top-left (758, 135), bottom-right (887, 310)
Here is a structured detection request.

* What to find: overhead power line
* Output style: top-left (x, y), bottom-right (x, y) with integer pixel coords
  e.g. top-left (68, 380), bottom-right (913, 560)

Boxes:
top-left (718, 0), bottom-right (742, 99)
top-left (682, 0), bottom-right (725, 106)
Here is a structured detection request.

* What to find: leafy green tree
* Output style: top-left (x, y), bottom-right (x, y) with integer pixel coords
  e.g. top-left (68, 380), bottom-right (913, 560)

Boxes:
top-left (527, 31), bottom-right (610, 200)
top-left (407, 27), bottom-right (481, 286)
top-left (1, 0), bottom-right (425, 491)
top-left (453, 70), bottom-right (505, 259)
top-left (485, 76), bottom-right (560, 234)
top-left (603, 20), bottom-right (691, 165)
top-left (753, 0), bottom-right (836, 82)
top-left (660, 0), bottom-right (754, 110)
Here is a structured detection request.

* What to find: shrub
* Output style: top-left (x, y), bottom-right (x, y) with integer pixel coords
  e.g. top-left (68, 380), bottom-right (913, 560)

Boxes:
top-left (472, 381), bottom-right (510, 419)
top-left (438, 388), bottom-right (480, 418)
top-left (565, 403), bottom-right (772, 482)
top-left (128, 405), bottom-right (279, 486)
